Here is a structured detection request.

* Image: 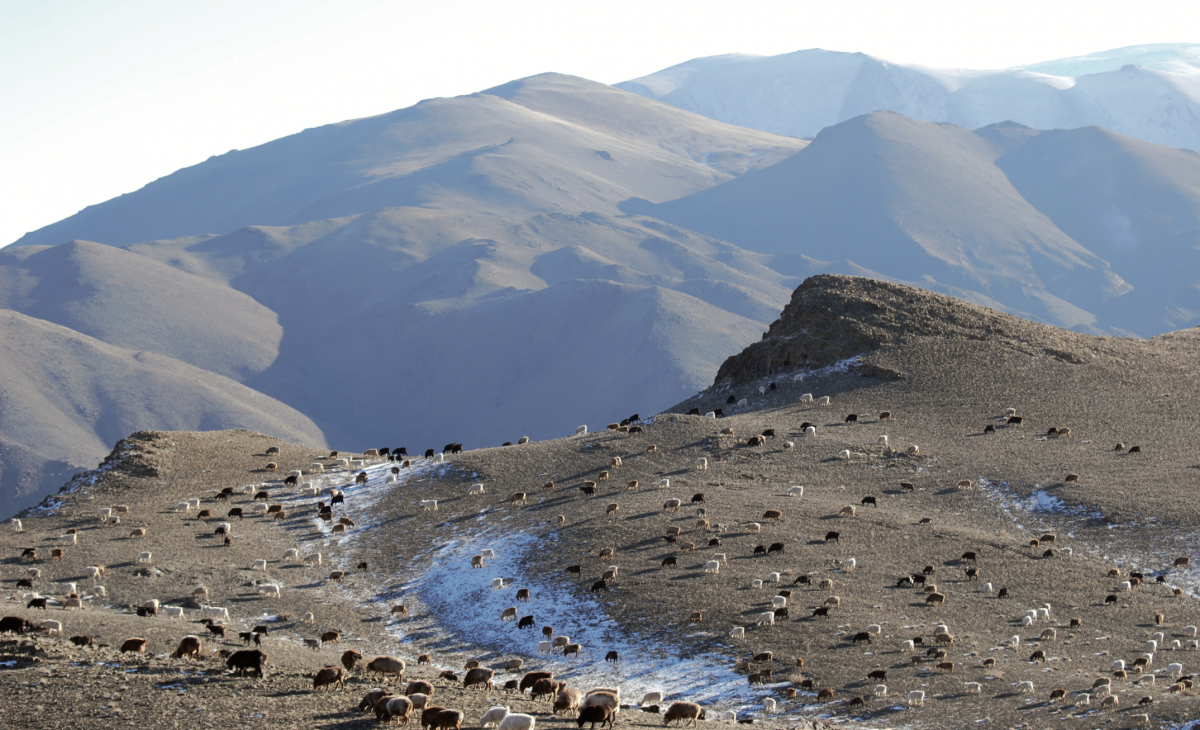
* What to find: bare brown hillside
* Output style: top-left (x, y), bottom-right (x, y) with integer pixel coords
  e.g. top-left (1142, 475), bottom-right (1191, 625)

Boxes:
top-left (3, 276), bottom-right (1200, 728)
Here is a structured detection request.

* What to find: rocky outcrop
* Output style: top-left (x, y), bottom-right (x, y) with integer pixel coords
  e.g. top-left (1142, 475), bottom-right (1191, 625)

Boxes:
top-left (714, 275), bottom-right (1100, 384)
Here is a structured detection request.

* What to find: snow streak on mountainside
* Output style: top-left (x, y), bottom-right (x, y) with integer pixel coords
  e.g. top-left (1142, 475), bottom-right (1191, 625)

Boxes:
top-left (616, 44), bottom-right (1200, 152)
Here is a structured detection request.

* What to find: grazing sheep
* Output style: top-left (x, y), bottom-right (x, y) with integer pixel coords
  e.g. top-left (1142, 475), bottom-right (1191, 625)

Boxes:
top-left (314, 666), bottom-right (346, 691)
top-left (481, 707), bottom-right (511, 728)
top-left (663, 702), bottom-right (703, 727)
top-left (421, 500), bottom-right (438, 511)
top-left (367, 656), bottom-right (406, 681)
top-left (757, 611), bottom-right (775, 626)
top-left (120, 637), bottom-right (148, 656)
top-left (137, 551), bottom-right (152, 564)
top-left (1016, 681), bottom-right (1034, 694)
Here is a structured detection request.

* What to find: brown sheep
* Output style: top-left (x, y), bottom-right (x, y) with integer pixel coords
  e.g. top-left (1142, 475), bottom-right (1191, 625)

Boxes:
top-left (554, 687), bottom-right (583, 716)
top-left (380, 696), bottom-right (414, 724)
top-left (762, 510), bottom-right (783, 522)
top-left (341, 649), bottom-right (363, 672)
top-left (265, 462), bottom-right (278, 471)
top-left (598, 471), bottom-right (609, 481)
top-left (519, 671), bottom-right (554, 693)
top-left (171, 635), bottom-right (202, 660)
top-left (627, 480), bottom-right (640, 491)
top-left (367, 655), bottom-right (406, 682)
top-left (417, 653), bottom-right (431, 664)
top-left (606, 503), bottom-right (620, 519)
top-left (816, 688), bottom-right (835, 701)
top-left (690, 611), bottom-right (703, 623)
top-left (1175, 556), bottom-right (1191, 568)
top-left (926, 593), bottom-right (946, 606)
top-left (505, 658), bottom-right (523, 672)
top-left (420, 707), bottom-right (447, 729)
top-left (314, 666), bottom-right (346, 691)
top-left (663, 701), bottom-right (705, 727)
top-left (391, 604), bottom-right (409, 617)
top-left (936, 662), bottom-right (955, 673)
top-left (430, 709), bottom-right (463, 730)
top-left (129, 528), bottom-right (146, 539)
top-left (120, 637), bottom-right (148, 655)
top-left (407, 680), bottom-right (435, 697)
top-left (531, 678), bottom-right (559, 701)
top-left (464, 667), bottom-right (495, 690)
top-left (510, 492), bottom-right (527, 505)
top-left (51, 548), bottom-right (65, 561)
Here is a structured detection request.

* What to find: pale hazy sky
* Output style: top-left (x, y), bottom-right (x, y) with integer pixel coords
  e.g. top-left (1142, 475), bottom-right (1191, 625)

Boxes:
top-left (2, 0), bottom-right (1197, 247)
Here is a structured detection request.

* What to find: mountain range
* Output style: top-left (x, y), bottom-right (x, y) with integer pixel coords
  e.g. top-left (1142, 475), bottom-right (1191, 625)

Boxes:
top-left (616, 43), bottom-right (1200, 151)
top-left (5, 45), bottom-right (1200, 516)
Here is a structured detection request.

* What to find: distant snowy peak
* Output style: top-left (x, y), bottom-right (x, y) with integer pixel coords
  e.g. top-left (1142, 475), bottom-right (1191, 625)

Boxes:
top-left (1017, 43), bottom-right (1200, 77)
top-left (616, 45), bottom-right (1200, 152)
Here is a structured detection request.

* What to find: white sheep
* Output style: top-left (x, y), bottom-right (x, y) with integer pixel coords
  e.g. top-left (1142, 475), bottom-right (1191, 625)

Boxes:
top-left (250, 502), bottom-right (269, 513)
top-left (575, 425), bottom-right (588, 436)
top-left (336, 458), bottom-right (350, 468)
top-left (873, 684), bottom-right (887, 698)
top-left (26, 568), bottom-right (41, 579)
top-left (57, 533), bottom-right (77, 545)
top-left (1168, 662), bottom-right (1184, 677)
top-left (772, 596), bottom-right (787, 608)
top-left (1186, 626), bottom-right (1198, 638)
top-left (844, 558), bottom-right (857, 572)
top-left (1009, 635), bottom-right (1020, 648)
top-left (186, 498), bottom-right (201, 509)
top-left (907, 690), bottom-right (925, 706)
top-left (96, 508), bottom-right (111, 521)
top-left (839, 449), bottom-right (851, 460)
top-left (137, 551), bottom-right (152, 564)
top-left (768, 572), bottom-right (781, 582)
top-left (11, 518), bottom-right (23, 532)
top-left (1188, 640), bottom-right (1200, 651)
top-left (704, 412), bottom-right (716, 418)
top-left (704, 561), bottom-right (720, 574)
top-left (640, 692), bottom-right (663, 707)
top-left (758, 386), bottom-right (766, 396)
top-left (751, 579), bottom-right (763, 589)
top-left (1016, 681), bottom-right (1034, 694)
top-left (695, 458), bottom-right (708, 470)
top-left (1146, 640), bottom-right (1159, 652)
top-left (83, 566), bottom-right (101, 580)
top-left (908, 445), bottom-right (921, 456)
top-left (41, 620), bottom-right (63, 636)
top-left (90, 586), bottom-right (106, 597)
top-left (805, 426), bottom-right (816, 436)
top-left (983, 582), bottom-right (993, 593)
top-left (420, 499), bottom-right (438, 511)
top-left (257, 584), bottom-right (281, 598)
top-left (1037, 607), bottom-right (1050, 620)
top-left (762, 698), bottom-right (776, 713)
top-left (470, 484), bottom-right (486, 495)
top-left (1137, 674), bottom-right (1155, 686)
top-left (1040, 628), bottom-right (1057, 641)
top-left (201, 605), bottom-right (229, 620)
top-left (964, 682), bottom-right (982, 694)
top-left (756, 611), bottom-right (775, 626)
top-left (538, 641), bottom-right (551, 654)
top-left (730, 627), bottom-right (745, 639)
top-left (283, 548), bottom-right (300, 562)
top-left (1111, 659), bottom-right (1126, 672)
top-left (481, 549), bottom-right (497, 559)
top-left (162, 606), bottom-right (184, 619)
top-left (493, 578), bottom-right (505, 589)
top-left (800, 393), bottom-right (813, 402)
top-left (496, 710), bottom-right (535, 730)
top-left (721, 710), bottom-right (737, 723)
top-left (818, 396), bottom-right (830, 405)
top-left (867, 624), bottom-right (882, 636)
top-left (59, 582), bottom-right (77, 595)
top-left (1173, 640), bottom-right (1182, 651)
top-left (480, 707), bottom-right (510, 728)
top-left (900, 639), bottom-right (914, 651)
top-left (302, 553), bottom-right (322, 567)
top-left (518, 436), bottom-right (530, 444)
top-left (385, 474), bottom-right (397, 485)
top-left (1021, 616), bottom-right (1034, 627)
top-left (737, 399), bottom-right (748, 408)
top-left (251, 559), bottom-right (268, 572)
top-left (745, 522), bottom-right (762, 533)
top-left (878, 435), bottom-right (888, 445)
top-left (300, 484), bottom-right (319, 496)
top-left (172, 502), bottom-right (191, 512)
top-left (783, 441), bottom-right (794, 450)
top-left (302, 612), bottom-right (315, 624)
top-left (788, 486), bottom-right (804, 497)
top-left (656, 478), bottom-right (670, 489)
top-left (1152, 631), bottom-right (1165, 642)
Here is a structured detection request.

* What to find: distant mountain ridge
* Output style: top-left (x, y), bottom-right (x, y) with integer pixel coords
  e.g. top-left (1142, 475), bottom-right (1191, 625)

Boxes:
top-left (5, 66), bottom-right (1200, 519)
top-left (616, 44), bottom-right (1200, 152)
